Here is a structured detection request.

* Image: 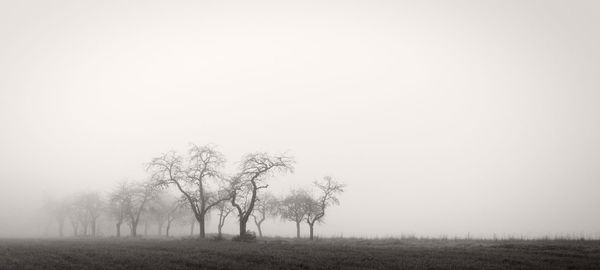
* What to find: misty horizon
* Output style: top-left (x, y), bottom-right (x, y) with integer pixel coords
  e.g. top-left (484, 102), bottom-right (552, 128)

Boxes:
top-left (1, 0), bottom-right (600, 240)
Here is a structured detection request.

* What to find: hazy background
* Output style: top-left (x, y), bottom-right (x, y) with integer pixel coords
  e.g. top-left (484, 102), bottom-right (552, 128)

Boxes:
top-left (1, 0), bottom-right (599, 238)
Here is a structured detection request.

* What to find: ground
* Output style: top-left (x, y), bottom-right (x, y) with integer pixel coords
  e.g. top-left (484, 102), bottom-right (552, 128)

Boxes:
top-left (0, 237), bottom-right (599, 269)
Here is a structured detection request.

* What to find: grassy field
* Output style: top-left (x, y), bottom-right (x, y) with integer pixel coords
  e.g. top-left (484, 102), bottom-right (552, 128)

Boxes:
top-left (0, 237), bottom-right (599, 269)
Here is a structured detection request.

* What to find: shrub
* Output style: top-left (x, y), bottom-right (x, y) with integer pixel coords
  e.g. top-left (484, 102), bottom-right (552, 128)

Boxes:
top-left (211, 235), bottom-right (225, 241)
top-left (232, 231), bottom-right (256, 242)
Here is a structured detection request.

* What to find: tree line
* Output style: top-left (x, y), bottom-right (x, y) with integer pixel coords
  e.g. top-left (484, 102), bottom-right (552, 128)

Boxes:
top-left (43, 144), bottom-right (345, 240)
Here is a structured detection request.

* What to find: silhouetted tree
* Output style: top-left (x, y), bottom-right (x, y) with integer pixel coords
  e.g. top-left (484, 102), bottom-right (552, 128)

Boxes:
top-left (187, 214), bottom-right (197, 236)
top-left (125, 181), bottom-right (156, 236)
top-left (215, 199), bottom-right (233, 238)
top-left (69, 192), bottom-right (103, 237)
top-left (304, 176), bottom-right (345, 240)
top-left (279, 189), bottom-right (311, 238)
top-left (44, 197), bottom-right (69, 237)
top-left (148, 195), bottom-right (168, 236)
top-left (165, 200), bottom-right (186, 237)
top-left (108, 182), bottom-right (133, 237)
top-left (251, 192), bottom-right (279, 237)
top-left (67, 200), bottom-right (82, 236)
top-left (148, 192), bottom-right (185, 237)
top-left (147, 145), bottom-right (230, 238)
top-left (229, 153), bottom-right (294, 238)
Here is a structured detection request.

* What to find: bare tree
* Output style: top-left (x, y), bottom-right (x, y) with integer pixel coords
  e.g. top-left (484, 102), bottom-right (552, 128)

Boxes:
top-left (108, 182), bottom-right (132, 237)
top-left (125, 181), bottom-right (156, 236)
top-left (186, 213), bottom-right (197, 236)
top-left (67, 200), bottom-right (82, 236)
top-left (148, 195), bottom-right (168, 236)
top-left (165, 200), bottom-right (186, 237)
top-left (215, 199), bottom-right (233, 238)
top-left (63, 193), bottom-right (100, 237)
top-left (279, 189), bottom-right (311, 238)
top-left (70, 195), bottom-right (91, 236)
top-left (77, 192), bottom-right (103, 237)
top-left (304, 176), bottom-right (346, 240)
top-left (148, 192), bottom-right (186, 237)
top-left (229, 152), bottom-right (294, 237)
top-left (147, 145), bottom-right (230, 238)
top-left (179, 204), bottom-right (200, 237)
top-left (44, 197), bottom-right (69, 237)
top-left (251, 192), bottom-right (279, 237)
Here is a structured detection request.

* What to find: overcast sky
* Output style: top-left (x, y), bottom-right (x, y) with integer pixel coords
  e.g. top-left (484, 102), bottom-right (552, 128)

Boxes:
top-left (1, 0), bottom-right (599, 238)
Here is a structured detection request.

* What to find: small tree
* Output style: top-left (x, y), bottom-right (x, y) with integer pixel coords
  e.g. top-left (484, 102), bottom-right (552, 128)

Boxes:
top-left (108, 182), bottom-right (133, 237)
top-left (126, 181), bottom-right (156, 236)
top-left (165, 200), bottom-right (186, 237)
top-left (70, 194), bottom-right (91, 236)
top-left (148, 192), bottom-right (185, 237)
top-left (215, 195), bottom-right (233, 238)
top-left (279, 189), bottom-right (311, 238)
top-left (78, 192), bottom-right (103, 237)
top-left (67, 200), bottom-right (82, 236)
top-left (44, 197), bottom-right (69, 237)
top-left (148, 193), bottom-right (169, 236)
top-left (229, 153), bottom-right (294, 238)
top-left (304, 176), bottom-right (345, 240)
top-left (186, 213), bottom-right (197, 236)
top-left (251, 192), bottom-right (279, 237)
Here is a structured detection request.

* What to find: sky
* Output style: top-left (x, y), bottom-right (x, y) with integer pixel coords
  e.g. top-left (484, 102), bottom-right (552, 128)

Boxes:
top-left (0, 0), bottom-right (599, 238)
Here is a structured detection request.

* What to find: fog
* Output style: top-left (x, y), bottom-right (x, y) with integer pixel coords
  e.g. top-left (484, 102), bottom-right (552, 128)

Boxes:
top-left (1, 0), bottom-right (599, 239)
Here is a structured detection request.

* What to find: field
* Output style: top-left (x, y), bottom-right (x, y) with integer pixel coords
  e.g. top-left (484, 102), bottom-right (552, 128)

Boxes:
top-left (1, 237), bottom-right (599, 269)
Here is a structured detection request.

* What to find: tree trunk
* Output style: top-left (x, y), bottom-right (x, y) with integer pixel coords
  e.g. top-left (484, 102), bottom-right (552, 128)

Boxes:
top-left (58, 221), bottom-right (64, 237)
top-left (218, 224), bottom-right (223, 237)
top-left (190, 220), bottom-right (195, 236)
top-left (91, 220), bottom-right (97, 237)
top-left (309, 223), bottom-right (314, 240)
top-left (255, 221), bottom-right (263, 237)
top-left (131, 222), bottom-right (138, 237)
top-left (199, 218), bottom-right (205, 238)
top-left (239, 219), bottom-right (247, 236)
top-left (295, 222), bottom-right (300, 238)
top-left (116, 222), bottom-right (121, 237)
top-left (166, 221), bottom-right (171, 237)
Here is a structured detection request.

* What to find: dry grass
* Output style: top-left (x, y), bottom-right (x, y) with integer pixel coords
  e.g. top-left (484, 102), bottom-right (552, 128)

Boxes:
top-left (0, 237), bottom-right (599, 269)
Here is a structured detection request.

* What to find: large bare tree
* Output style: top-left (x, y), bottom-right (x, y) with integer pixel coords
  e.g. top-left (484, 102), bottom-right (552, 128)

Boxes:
top-left (229, 153), bottom-right (294, 238)
top-left (279, 189), bottom-right (311, 238)
top-left (304, 176), bottom-right (346, 240)
top-left (147, 144), bottom-right (230, 238)
top-left (251, 192), bottom-right (279, 237)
